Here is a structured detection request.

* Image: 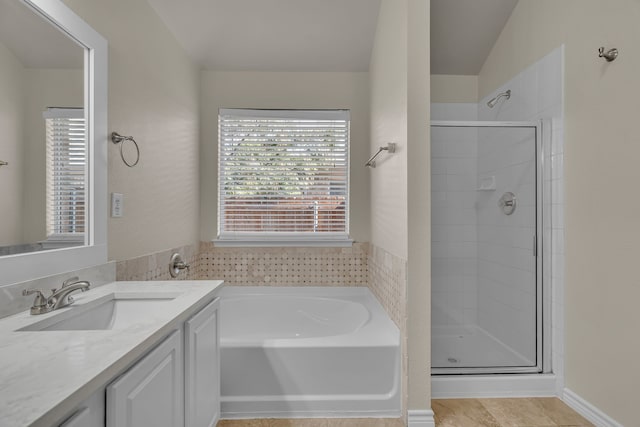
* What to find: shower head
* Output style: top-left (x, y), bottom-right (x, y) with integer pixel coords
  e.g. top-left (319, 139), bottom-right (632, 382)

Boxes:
top-left (487, 90), bottom-right (511, 108)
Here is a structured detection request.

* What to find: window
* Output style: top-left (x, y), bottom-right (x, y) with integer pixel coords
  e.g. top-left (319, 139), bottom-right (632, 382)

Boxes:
top-left (217, 109), bottom-right (350, 246)
top-left (44, 108), bottom-right (86, 244)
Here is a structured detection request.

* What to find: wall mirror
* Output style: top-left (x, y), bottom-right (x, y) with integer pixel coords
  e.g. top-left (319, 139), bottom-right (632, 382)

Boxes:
top-left (0, 0), bottom-right (107, 286)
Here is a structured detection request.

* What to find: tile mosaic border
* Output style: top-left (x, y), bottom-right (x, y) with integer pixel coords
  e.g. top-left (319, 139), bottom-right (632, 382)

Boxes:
top-left (198, 242), bottom-right (369, 287)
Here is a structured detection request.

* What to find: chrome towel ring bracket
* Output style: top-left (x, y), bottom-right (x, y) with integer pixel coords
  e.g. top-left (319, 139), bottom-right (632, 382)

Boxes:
top-left (111, 131), bottom-right (140, 167)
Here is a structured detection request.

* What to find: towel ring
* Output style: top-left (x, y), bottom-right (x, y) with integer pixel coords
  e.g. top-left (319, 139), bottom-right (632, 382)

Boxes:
top-left (111, 132), bottom-right (140, 167)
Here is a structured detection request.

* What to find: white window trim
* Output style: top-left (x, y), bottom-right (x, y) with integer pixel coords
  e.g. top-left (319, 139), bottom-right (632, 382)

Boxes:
top-left (216, 108), bottom-right (352, 247)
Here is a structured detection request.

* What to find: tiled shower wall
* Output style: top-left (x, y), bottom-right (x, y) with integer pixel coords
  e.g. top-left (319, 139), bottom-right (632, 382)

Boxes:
top-left (431, 103), bottom-right (479, 330)
top-left (479, 46), bottom-right (564, 374)
top-left (431, 46), bottom-right (564, 373)
top-left (431, 123), bottom-right (478, 329)
top-left (476, 126), bottom-right (537, 361)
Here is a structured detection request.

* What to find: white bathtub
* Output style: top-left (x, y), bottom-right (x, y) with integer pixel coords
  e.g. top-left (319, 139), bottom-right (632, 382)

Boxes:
top-left (218, 286), bottom-right (401, 419)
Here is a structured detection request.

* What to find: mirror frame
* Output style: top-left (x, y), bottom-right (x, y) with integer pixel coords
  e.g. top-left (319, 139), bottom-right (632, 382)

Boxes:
top-left (0, 0), bottom-right (107, 286)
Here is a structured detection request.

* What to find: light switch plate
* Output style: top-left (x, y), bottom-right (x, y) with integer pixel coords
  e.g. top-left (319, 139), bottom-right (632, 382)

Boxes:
top-left (111, 193), bottom-right (123, 218)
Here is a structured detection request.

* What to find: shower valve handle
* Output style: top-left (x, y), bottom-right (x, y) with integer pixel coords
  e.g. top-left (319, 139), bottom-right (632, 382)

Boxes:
top-left (498, 192), bottom-right (517, 215)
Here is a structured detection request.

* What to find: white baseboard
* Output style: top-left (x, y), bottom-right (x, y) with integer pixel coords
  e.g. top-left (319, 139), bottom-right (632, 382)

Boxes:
top-left (432, 374), bottom-right (558, 398)
top-left (563, 389), bottom-right (623, 427)
top-left (221, 411), bottom-right (401, 420)
top-left (408, 409), bottom-right (435, 427)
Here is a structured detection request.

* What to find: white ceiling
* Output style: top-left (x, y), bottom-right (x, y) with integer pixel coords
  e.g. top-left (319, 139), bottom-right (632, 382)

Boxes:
top-left (146, 0), bottom-right (517, 75)
top-left (0, 0), bottom-right (83, 69)
top-left (430, 0), bottom-right (519, 75)
top-left (146, 0), bottom-right (382, 72)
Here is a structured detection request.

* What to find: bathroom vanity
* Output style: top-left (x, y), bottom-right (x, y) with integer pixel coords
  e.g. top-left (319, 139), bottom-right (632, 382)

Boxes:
top-left (0, 280), bottom-right (224, 427)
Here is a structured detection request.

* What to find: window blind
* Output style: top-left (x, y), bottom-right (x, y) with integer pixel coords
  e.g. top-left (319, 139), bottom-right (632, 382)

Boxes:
top-left (44, 108), bottom-right (86, 241)
top-left (218, 109), bottom-right (350, 243)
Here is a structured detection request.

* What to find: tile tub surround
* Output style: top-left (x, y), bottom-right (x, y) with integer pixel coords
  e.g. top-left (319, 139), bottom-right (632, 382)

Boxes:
top-left (116, 243), bottom-right (200, 281)
top-left (0, 280), bottom-right (224, 427)
top-left (0, 261), bottom-right (116, 319)
top-left (368, 244), bottom-right (406, 329)
top-left (118, 242), bottom-right (407, 418)
top-left (368, 244), bottom-right (408, 423)
top-left (198, 242), bottom-right (369, 286)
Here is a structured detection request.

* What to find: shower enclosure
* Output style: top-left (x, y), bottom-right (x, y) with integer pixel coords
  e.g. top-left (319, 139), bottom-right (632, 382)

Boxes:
top-left (431, 121), bottom-right (543, 375)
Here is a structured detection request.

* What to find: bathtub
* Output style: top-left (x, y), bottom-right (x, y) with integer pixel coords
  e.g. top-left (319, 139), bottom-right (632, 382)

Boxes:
top-left (218, 286), bottom-right (401, 419)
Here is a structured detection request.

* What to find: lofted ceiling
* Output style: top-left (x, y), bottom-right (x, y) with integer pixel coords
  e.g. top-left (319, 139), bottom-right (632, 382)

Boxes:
top-left (430, 0), bottom-right (519, 75)
top-left (146, 0), bottom-right (382, 72)
top-left (146, 0), bottom-right (517, 75)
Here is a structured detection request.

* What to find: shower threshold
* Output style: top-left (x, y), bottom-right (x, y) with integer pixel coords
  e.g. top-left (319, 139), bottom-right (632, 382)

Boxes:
top-left (432, 325), bottom-right (540, 375)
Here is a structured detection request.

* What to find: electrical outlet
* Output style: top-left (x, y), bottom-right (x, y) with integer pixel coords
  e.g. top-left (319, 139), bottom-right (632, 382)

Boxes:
top-left (111, 193), bottom-right (123, 218)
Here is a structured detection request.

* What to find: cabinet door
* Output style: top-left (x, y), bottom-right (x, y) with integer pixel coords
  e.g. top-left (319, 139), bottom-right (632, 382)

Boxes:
top-left (59, 389), bottom-right (104, 427)
top-left (107, 329), bottom-right (184, 427)
top-left (185, 298), bottom-right (220, 427)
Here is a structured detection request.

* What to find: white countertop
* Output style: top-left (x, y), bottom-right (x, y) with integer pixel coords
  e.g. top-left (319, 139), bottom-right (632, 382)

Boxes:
top-left (0, 280), bottom-right (224, 427)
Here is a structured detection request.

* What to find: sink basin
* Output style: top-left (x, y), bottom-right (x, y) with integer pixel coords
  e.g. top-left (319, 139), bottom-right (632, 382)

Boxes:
top-left (18, 293), bottom-right (181, 331)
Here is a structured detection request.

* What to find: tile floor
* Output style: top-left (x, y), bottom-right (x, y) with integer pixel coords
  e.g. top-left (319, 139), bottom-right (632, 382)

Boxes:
top-left (217, 398), bottom-right (594, 427)
top-left (432, 398), bottom-right (594, 426)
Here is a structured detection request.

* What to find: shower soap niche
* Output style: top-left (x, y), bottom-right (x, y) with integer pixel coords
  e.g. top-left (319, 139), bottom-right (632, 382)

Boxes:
top-left (478, 176), bottom-right (496, 191)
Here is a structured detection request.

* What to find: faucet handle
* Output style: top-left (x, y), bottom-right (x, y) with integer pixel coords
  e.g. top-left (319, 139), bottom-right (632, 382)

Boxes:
top-left (169, 253), bottom-right (190, 278)
top-left (62, 276), bottom-right (80, 288)
top-left (22, 289), bottom-right (48, 307)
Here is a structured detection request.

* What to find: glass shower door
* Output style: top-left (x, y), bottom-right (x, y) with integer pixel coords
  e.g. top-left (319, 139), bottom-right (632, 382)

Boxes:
top-left (431, 121), bottom-right (542, 374)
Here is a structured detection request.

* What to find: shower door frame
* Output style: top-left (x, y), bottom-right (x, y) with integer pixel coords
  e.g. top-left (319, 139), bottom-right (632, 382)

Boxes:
top-left (430, 120), bottom-right (545, 375)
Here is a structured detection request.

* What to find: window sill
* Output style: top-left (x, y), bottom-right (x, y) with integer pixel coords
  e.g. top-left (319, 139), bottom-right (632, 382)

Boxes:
top-left (213, 238), bottom-right (354, 248)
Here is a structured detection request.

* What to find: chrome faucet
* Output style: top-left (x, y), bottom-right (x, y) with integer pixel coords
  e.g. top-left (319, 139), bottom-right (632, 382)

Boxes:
top-left (23, 277), bottom-right (91, 315)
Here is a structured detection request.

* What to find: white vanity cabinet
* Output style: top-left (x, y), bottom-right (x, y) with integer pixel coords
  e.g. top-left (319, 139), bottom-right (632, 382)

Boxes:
top-left (185, 298), bottom-right (221, 427)
top-left (99, 297), bottom-right (220, 427)
top-left (58, 390), bottom-right (105, 427)
top-left (106, 329), bottom-right (185, 427)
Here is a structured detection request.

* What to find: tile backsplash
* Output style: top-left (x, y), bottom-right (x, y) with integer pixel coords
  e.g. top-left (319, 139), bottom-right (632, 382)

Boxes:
top-left (198, 242), bottom-right (369, 286)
